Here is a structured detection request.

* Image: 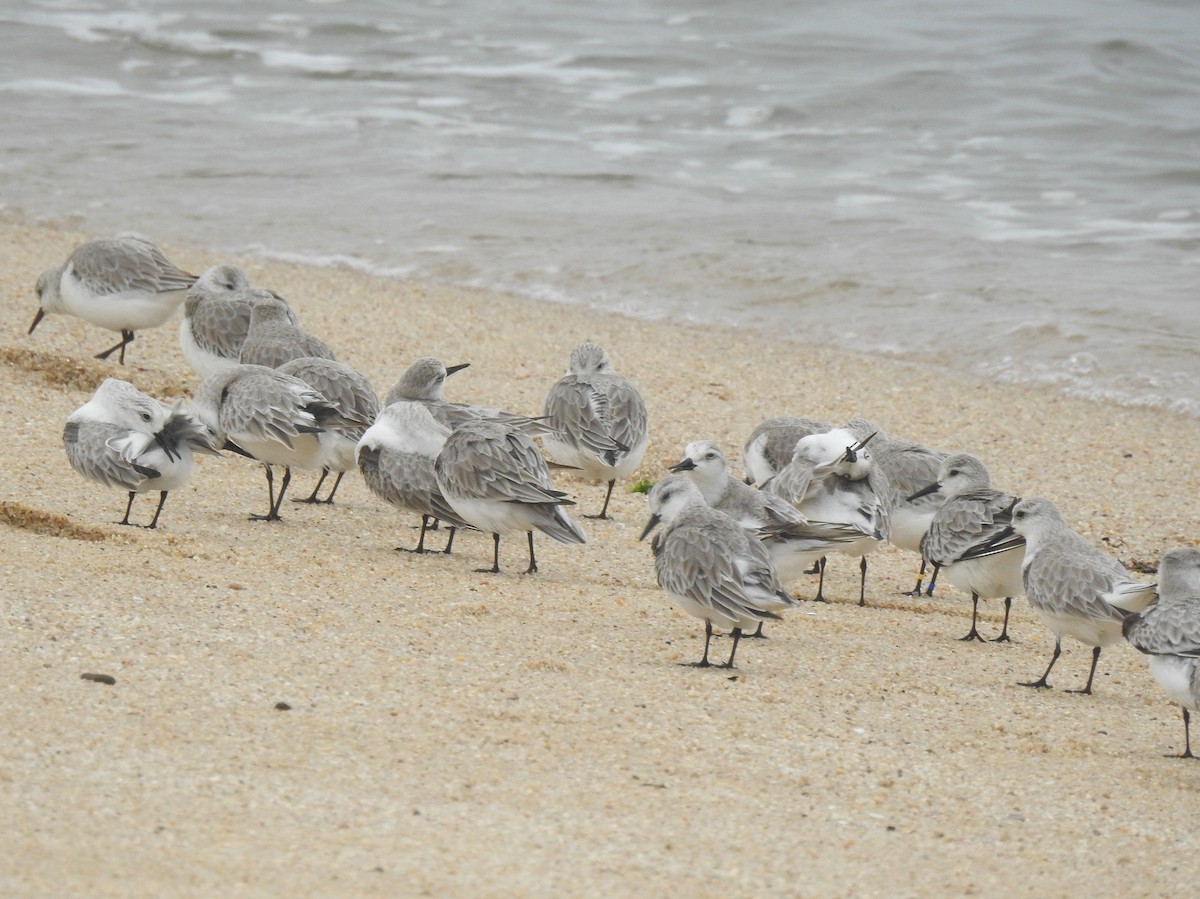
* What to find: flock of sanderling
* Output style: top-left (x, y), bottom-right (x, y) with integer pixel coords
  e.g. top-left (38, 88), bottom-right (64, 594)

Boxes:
top-left (29, 234), bottom-right (1200, 760)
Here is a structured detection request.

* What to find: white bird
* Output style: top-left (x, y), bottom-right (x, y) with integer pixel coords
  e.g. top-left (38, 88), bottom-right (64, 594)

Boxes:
top-left (31, 235), bottom-right (197, 364)
top-left (277, 357), bottom-right (381, 504)
top-left (1123, 546), bottom-right (1200, 758)
top-left (541, 342), bottom-right (649, 519)
top-left (180, 264), bottom-right (298, 380)
top-left (742, 416), bottom-right (831, 487)
top-left (909, 453), bottom-right (1025, 642)
top-left (640, 475), bottom-right (796, 668)
top-left (669, 440), bottom-right (865, 584)
top-left (1010, 497), bottom-right (1158, 694)
top-left (191, 364), bottom-right (370, 521)
top-left (844, 420), bottom-right (951, 592)
top-left (435, 418), bottom-right (586, 574)
top-left (63, 378), bottom-right (219, 528)
top-left (238, 300), bottom-right (335, 368)
top-left (356, 402), bottom-right (471, 554)
top-left (766, 429), bottom-right (890, 604)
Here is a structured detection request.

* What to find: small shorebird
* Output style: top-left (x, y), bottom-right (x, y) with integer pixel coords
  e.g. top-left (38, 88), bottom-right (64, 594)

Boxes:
top-left (191, 363), bottom-right (369, 521)
top-left (238, 300), bottom-right (335, 368)
top-left (357, 402), bottom-right (472, 554)
top-left (641, 475), bottom-right (796, 669)
top-left (277, 356), bottom-right (380, 504)
top-left (1010, 497), bottom-right (1157, 694)
top-left (63, 378), bottom-right (219, 528)
top-left (435, 418), bottom-right (586, 574)
top-left (180, 264), bottom-right (298, 380)
top-left (909, 453), bottom-right (1025, 642)
top-left (541, 342), bottom-right (649, 519)
top-left (31, 235), bottom-right (197, 364)
top-left (742, 416), bottom-right (831, 487)
top-left (1123, 546), bottom-right (1200, 758)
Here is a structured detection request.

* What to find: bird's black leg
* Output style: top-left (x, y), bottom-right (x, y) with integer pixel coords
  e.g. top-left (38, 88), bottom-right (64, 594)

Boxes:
top-left (1066, 645), bottom-right (1102, 695)
top-left (586, 480), bottom-right (616, 520)
top-left (95, 329), bottom-right (135, 364)
top-left (811, 557), bottom-right (829, 602)
top-left (682, 621), bottom-right (714, 668)
top-left (747, 620), bottom-right (767, 639)
top-left (475, 533), bottom-right (502, 574)
top-left (250, 464), bottom-right (276, 520)
top-left (959, 592), bottom-right (985, 642)
top-left (146, 491), bottom-right (169, 529)
top-left (321, 470), bottom-right (346, 503)
top-left (523, 531), bottom-right (538, 574)
top-left (858, 556), bottom-right (868, 607)
top-left (1177, 708), bottom-right (1196, 760)
top-left (902, 558), bottom-right (927, 597)
top-left (397, 515), bottom-right (431, 553)
top-left (295, 468), bottom-right (329, 504)
top-left (924, 563), bottom-right (941, 597)
top-left (442, 526), bottom-right (457, 555)
top-left (1019, 637), bottom-right (1061, 689)
top-left (991, 597), bottom-right (1013, 642)
top-left (117, 491), bottom-right (137, 526)
top-left (722, 628), bottom-right (744, 669)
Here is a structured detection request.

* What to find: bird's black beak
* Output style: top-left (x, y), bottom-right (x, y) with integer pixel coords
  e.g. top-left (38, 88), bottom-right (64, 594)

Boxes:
top-left (446, 363), bottom-right (470, 376)
top-left (154, 430), bottom-right (181, 463)
top-left (842, 431), bottom-right (878, 464)
top-left (639, 513), bottom-right (662, 542)
top-left (669, 458), bottom-right (696, 473)
top-left (907, 481), bottom-right (941, 501)
top-left (28, 308), bottom-right (45, 335)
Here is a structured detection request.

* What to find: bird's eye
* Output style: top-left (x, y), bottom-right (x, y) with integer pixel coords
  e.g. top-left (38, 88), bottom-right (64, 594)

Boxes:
top-left (1015, 511), bottom-right (1025, 519)
top-left (948, 469), bottom-right (960, 477)
top-left (140, 412), bottom-right (151, 422)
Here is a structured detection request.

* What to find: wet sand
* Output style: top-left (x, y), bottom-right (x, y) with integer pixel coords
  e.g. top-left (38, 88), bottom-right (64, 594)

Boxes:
top-left (2, 219), bottom-right (1198, 897)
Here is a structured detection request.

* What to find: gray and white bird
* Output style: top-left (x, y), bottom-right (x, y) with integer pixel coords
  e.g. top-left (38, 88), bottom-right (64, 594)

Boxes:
top-left (276, 357), bottom-right (380, 504)
top-left (1122, 546), bottom-right (1200, 758)
top-left (356, 401), bottom-right (471, 554)
top-left (909, 453), bottom-right (1025, 642)
top-left (63, 378), bottom-right (219, 528)
top-left (238, 300), bottom-right (335, 369)
top-left (435, 418), bottom-right (586, 574)
top-left (180, 264), bottom-right (298, 380)
top-left (640, 475), bottom-right (797, 668)
top-left (669, 440), bottom-right (864, 584)
top-left (766, 428), bottom-right (890, 604)
top-left (742, 416), bottom-right (831, 487)
top-left (1010, 497), bottom-right (1158, 694)
top-left (31, 235), bottom-right (197, 364)
top-left (385, 357), bottom-right (548, 435)
top-left (191, 363), bottom-right (369, 521)
top-left (541, 342), bottom-right (649, 519)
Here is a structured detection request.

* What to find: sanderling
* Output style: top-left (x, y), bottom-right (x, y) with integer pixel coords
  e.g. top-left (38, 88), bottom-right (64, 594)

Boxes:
top-left (540, 342), bottom-right (649, 519)
top-left (669, 440), bottom-right (863, 584)
top-left (385, 357), bottom-right (548, 435)
top-left (1123, 547), bottom-right (1200, 758)
top-left (742, 416), bottom-right (831, 487)
top-left (845, 421), bottom-right (950, 589)
top-left (765, 429), bottom-right (890, 604)
top-left (238, 300), bottom-right (335, 368)
top-left (640, 475), bottom-right (796, 668)
top-left (435, 418), bottom-right (586, 574)
top-left (191, 363), bottom-right (370, 521)
top-left (909, 453), bottom-right (1025, 641)
top-left (1010, 497), bottom-right (1158, 694)
top-left (357, 402), bottom-right (472, 554)
top-left (63, 378), bottom-right (219, 528)
top-left (277, 357), bottom-right (381, 504)
top-left (31, 235), bottom-right (197, 364)
top-left (180, 264), bottom-right (298, 380)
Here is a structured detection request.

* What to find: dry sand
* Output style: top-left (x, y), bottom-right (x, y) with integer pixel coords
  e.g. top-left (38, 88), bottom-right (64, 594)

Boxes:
top-left (2, 218), bottom-right (1198, 897)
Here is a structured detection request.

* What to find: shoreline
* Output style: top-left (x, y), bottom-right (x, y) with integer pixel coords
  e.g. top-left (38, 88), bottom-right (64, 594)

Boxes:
top-left (3, 219), bottom-right (1199, 896)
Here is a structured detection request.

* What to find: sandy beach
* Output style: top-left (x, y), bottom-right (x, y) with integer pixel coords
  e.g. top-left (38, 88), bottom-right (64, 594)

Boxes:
top-left (2, 218), bottom-right (1198, 897)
